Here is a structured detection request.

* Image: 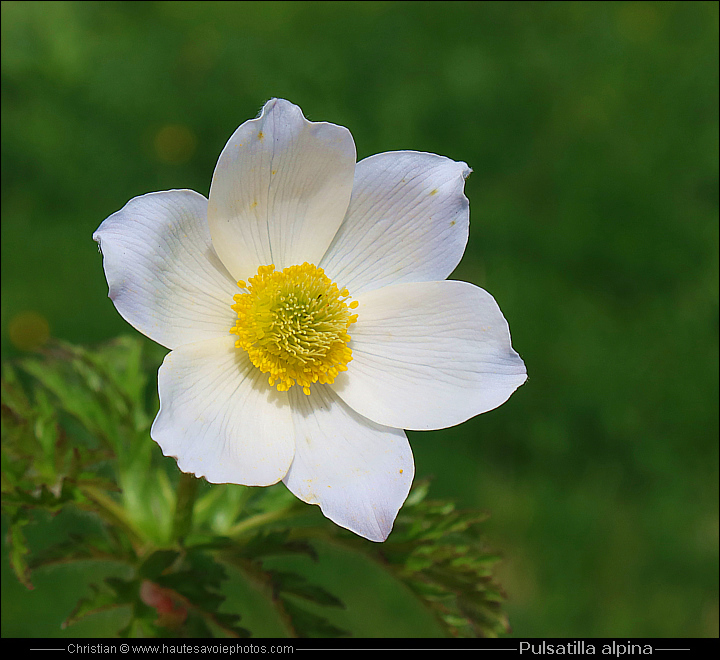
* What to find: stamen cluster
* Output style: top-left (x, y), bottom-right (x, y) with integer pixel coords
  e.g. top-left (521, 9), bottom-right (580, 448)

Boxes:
top-left (231, 263), bottom-right (359, 395)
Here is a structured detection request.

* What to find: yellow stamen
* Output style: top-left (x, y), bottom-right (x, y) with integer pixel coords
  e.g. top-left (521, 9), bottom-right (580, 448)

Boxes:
top-left (230, 263), bottom-right (357, 395)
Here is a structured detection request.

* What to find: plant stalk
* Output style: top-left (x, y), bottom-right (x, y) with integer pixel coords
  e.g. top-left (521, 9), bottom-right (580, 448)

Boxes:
top-left (227, 505), bottom-right (299, 538)
top-left (172, 471), bottom-right (199, 543)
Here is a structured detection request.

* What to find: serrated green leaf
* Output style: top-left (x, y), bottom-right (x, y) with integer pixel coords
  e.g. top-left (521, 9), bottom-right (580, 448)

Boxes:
top-left (138, 550), bottom-right (181, 580)
top-left (360, 483), bottom-right (510, 638)
top-left (19, 356), bottom-right (108, 444)
top-left (182, 613), bottom-right (215, 638)
top-left (185, 547), bottom-right (228, 587)
top-left (1, 364), bottom-right (30, 414)
top-left (106, 576), bottom-right (140, 604)
top-left (155, 571), bottom-right (223, 612)
top-left (7, 509), bottom-right (33, 589)
top-left (238, 530), bottom-right (318, 562)
top-left (213, 612), bottom-right (251, 638)
top-left (28, 531), bottom-right (130, 569)
top-left (2, 481), bottom-right (78, 511)
top-left (63, 582), bottom-right (126, 629)
top-left (280, 598), bottom-right (350, 638)
top-left (3, 341), bottom-right (510, 639)
top-left (268, 570), bottom-right (344, 608)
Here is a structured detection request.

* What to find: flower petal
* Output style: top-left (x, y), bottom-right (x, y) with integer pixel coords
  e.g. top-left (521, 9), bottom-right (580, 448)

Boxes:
top-left (283, 385), bottom-right (413, 542)
top-left (93, 190), bottom-right (238, 350)
top-left (207, 99), bottom-right (356, 280)
top-left (332, 281), bottom-right (527, 430)
top-left (320, 151), bottom-right (471, 295)
top-left (151, 335), bottom-right (295, 486)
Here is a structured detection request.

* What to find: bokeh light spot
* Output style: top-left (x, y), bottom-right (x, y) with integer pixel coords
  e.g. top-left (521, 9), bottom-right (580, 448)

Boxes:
top-left (8, 311), bottom-right (51, 351)
top-left (153, 124), bottom-right (197, 164)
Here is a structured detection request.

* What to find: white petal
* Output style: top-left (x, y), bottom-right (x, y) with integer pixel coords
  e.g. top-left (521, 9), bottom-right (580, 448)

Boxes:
top-left (283, 385), bottom-right (413, 542)
top-left (332, 281), bottom-right (527, 431)
top-left (320, 151), bottom-right (470, 295)
top-left (93, 190), bottom-right (238, 350)
top-left (151, 335), bottom-right (295, 486)
top-left (207, 99), bottom-right (356, 280)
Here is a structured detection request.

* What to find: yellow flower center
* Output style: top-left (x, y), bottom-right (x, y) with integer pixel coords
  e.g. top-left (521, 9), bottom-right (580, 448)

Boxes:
top-left (230, 263), bottom-right (359, 395)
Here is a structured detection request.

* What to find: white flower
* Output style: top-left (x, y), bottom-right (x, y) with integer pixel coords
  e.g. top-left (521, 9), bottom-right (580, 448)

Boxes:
top-left (94, 99), bottom-right (526, 542)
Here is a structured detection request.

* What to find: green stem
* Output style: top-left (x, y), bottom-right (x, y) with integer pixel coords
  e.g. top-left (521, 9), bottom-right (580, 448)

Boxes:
top-left (172, 472), bottom-right (199, 543)
top-left (227, 505), bottom-right (299, 538)
top-left (80, 485), bottom-right (146, 548)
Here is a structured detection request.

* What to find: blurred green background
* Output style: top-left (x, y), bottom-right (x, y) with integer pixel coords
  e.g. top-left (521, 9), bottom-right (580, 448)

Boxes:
top-left (2, 0), bottom-right (718, 638)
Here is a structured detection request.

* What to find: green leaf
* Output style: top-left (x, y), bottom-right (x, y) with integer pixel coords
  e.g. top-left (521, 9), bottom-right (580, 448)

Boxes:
top-left (28, 531), bottom-right (132, 570)
top-left (7, 509), bottom-right (33, 589)
top-left (279, 598), bottom-right (350, 638)
top-left (63, 582), bottom-right (129, 629)
top-left (268, 570), bottom-right (344, 608)
top-left (237, 529), bottom-right (318, 562)
top-left (211, 612), bottom-right (251, 638)
top-left (106, 576), bottom-right (141, 604)
top-left (138, 550), bottom-right (181, 580)
top-left (2, 340), bottom-right (509, 639)
top-left (321, 480), bottom-right (510, 638)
